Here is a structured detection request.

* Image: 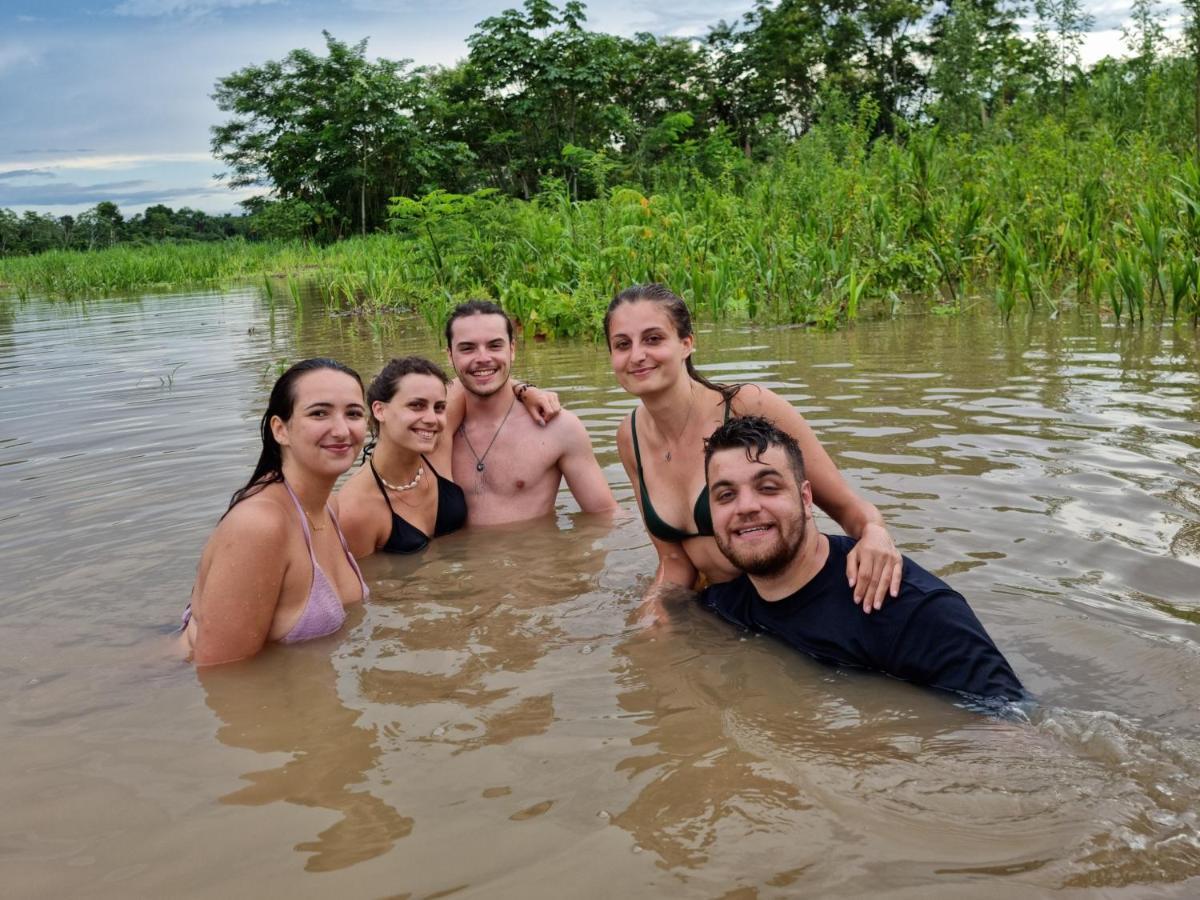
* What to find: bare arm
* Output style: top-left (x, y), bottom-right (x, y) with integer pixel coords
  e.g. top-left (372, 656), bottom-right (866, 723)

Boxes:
top-left (445, 378), bottom-right (560, 433)
top-left (557, 411), bottom-right (617, 513)
top-left (737, 386), bottom-right (902, 609)
top-left (191, 504), bottom-right (291, 666)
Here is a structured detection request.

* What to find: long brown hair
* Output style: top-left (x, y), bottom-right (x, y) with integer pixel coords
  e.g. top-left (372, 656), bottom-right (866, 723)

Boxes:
top-left (603, 283), bottom-right (739, 402)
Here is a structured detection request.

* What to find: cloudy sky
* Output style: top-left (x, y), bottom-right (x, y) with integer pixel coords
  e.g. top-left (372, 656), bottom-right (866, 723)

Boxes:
top-left (0, 1), bottom-right (1184, 217)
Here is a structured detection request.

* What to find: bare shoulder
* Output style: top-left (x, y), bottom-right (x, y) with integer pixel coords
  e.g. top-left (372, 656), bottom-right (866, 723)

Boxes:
top-left (530, 404), bottom-right (590, 446)
top-left (337, 463), bottom-right (376, 500)
top-left (729, 383), bottom-right (773, 415)
top-left (213, 490), bottom-right (292, 550)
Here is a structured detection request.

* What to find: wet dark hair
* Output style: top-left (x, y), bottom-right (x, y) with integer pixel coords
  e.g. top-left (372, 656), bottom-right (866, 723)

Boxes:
top-left (445, 299), bottom-right (514, 347)
top-left (365, 356), bottom-right (450, 438)
top-left (226, 357), bottom-right (363, 512)
top-left (704, 415), bottom-right (806, 486)
top-left (603, 283), bottom-right (738, 402)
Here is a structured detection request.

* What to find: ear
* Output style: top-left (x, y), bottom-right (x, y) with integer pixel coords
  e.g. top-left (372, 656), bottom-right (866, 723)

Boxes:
top-left (270, 414), bottom-right (289, 447)
top-left (799, 479), bottom-right (813, 512)
top-left (371, 399), bottom-right (388, 423)
top-left (681, 333), bottom-right (695, 359)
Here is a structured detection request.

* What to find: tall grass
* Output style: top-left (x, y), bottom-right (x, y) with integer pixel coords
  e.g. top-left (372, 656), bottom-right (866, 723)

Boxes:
top-left (3, 119), bottom-right (1198, 334)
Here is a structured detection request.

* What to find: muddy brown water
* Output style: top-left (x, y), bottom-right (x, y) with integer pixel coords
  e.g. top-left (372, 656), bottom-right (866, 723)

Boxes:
top-left (2, 289), bottom-right (1198, 898)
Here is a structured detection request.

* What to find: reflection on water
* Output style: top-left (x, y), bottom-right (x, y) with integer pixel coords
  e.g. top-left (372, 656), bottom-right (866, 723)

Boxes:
top-left (199, 638), bottom-right (413, 872)
top-left (1, 288), bottom-right (1199, 896)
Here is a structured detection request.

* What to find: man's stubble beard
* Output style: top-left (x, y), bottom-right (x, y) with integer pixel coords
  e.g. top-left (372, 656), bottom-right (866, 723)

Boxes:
top-left (717, 505), bottom-right (807, 578)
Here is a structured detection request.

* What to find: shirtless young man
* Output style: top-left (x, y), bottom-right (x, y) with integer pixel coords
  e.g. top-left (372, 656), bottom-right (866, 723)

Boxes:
top-left (446, 300), bottom-right (617, 525)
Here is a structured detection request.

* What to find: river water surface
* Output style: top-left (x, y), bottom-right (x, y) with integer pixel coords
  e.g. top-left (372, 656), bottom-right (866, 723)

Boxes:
top-left (2, 289), bottom-right (1199, 897)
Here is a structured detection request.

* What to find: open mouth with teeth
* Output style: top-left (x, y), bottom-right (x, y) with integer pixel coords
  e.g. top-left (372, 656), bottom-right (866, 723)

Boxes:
top-left (733, 523), bottom-right (775, 539)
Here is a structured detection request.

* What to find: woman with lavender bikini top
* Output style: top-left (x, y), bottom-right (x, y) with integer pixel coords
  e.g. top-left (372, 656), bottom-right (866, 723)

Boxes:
top-left (183, 358), bottom-right (370, 666)
top-left (274, 482), bottom-right (368, 642)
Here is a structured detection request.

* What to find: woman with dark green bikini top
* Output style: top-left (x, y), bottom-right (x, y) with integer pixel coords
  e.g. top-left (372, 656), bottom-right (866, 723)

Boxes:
top-left (629, 396), bottom-right (732, 542)
top-left (606, 283), bottom-right (904, 618)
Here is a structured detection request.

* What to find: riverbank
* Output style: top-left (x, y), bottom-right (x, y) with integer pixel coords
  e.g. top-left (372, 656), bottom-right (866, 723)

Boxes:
top-left (3, 123), bottom-right (1198, 337)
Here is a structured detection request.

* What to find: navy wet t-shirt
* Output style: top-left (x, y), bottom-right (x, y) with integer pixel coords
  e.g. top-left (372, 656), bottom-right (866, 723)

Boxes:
top-left (700, 535), bottom-right (1024, 701)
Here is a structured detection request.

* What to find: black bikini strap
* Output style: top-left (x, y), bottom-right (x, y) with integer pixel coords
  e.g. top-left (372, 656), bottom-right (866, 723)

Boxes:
top-left (631, 409), bottom-right (645, 471)
top-left (369, 461), bottom-right (400, 516)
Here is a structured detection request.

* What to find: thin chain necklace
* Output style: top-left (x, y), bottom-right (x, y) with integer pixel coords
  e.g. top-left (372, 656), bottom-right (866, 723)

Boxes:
top-left (459, 396), bottom-right (517, 473)
top-left (371, 459), bottom-right (423, 492)
top-left (660, 385), bottom-right (696, 462)
top-left (303, 509), bottom-right (326, 532)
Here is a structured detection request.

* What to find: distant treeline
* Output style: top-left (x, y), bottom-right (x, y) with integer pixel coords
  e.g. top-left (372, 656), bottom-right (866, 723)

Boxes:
top-left (5, 0), bottom-right (1200, 253)
top-left (0, 202), bottom-right (254, 256)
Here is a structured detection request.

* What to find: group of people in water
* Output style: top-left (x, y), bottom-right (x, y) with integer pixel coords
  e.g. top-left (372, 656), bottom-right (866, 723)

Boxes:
top-left (182, 284), bottom-right (1024, 703)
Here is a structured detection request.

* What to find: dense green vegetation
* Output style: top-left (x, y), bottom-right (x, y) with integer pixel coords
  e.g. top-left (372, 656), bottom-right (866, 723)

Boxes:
top-left (3, 0), bottom-right (1200, 332)
top-left (5, 115), bottom-right (1198, 333)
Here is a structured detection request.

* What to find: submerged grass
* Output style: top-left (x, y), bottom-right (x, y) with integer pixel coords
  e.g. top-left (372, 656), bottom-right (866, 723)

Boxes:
top-left (3, 121), bottom-right (1198, 336)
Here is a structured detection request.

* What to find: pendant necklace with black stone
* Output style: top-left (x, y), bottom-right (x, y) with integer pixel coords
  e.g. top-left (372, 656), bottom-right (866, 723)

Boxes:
top-left (459, 396), bottom-right (518, 478)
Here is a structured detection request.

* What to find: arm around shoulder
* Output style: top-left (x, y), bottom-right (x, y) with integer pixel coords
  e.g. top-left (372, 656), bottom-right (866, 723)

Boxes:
top-left (191, 502), bottom-right (292, 666)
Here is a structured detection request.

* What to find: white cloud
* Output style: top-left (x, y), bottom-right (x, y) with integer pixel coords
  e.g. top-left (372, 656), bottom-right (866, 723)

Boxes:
top-left (0, 42), bottom-right (40, 73)
top-left (114, 0), bottom-right (282, 18)
top-left (0, 152), bottom-right (215, 171)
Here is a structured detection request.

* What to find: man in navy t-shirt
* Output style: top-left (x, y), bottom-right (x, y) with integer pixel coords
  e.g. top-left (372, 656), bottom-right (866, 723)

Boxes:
top-left (701, 416), bottom-right (1024, 702)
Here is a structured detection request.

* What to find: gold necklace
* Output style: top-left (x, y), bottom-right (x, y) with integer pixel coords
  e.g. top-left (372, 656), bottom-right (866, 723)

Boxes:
top-left (660, 387), bottom-right (695, 462)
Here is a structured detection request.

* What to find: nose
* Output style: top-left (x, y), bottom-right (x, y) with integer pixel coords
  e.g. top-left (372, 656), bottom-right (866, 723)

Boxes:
top-left (330, 411), bottom-right (353, 439)
top-left (731, 487), bottom-right (761, 518)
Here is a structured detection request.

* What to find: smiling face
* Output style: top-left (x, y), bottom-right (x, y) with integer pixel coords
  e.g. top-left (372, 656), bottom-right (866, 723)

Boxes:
top-left (606, 300), bottom-right (694, 396)
top-left (447, 312), bottom-right (515, 399)
top-left (371, 372), bottom-right (448, 455)
top-left (707, 443), bottom-right (812, 577)
top-left (271, 368), bottom-right (367, 478)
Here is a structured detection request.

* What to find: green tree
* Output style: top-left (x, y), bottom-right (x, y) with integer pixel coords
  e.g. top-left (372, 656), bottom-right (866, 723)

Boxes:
top-left (733, 0), bottom-right (931, 138)
top-left (212, 32), bottom-right (469, 237)
top-left (1034, 0), bottom-right (1094, 113)
top-left (458, 0), bottom-right (629, 197)
top-left (927, 0), bottom-right (1028, 131)
top-left (1185, 0), bottom-right (1200, 160)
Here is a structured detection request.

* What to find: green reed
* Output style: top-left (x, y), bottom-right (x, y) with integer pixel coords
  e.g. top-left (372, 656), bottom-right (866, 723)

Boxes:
top-left (4, 118), bottom-right (1200, 336)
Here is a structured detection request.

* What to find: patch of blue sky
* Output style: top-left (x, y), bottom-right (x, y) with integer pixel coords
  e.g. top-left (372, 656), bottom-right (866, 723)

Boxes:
top-left (0, 1), bottom-right (1187, 217)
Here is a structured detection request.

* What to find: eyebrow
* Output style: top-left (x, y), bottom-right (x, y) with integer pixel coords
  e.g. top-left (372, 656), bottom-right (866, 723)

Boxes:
top-left (304, 401), bottom-right (365, 411)
top-left (708, 467), bottom-right (786, 492)
top-left (612, 326), bottom-right (667, 340)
